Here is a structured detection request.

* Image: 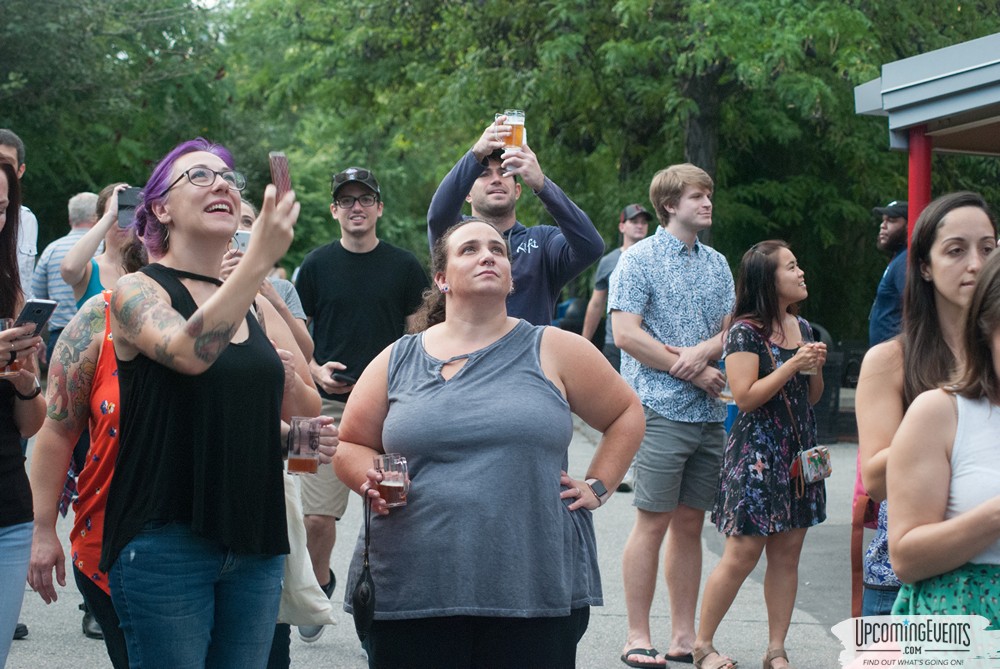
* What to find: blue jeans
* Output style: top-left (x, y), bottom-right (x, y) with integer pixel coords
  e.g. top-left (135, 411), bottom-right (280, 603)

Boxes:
top-left (0, 521), bottom-right (31, 667)
top-left (109, 522), bottom-right (284, 669)
top-left (862, 585), bottom-right (900, 616)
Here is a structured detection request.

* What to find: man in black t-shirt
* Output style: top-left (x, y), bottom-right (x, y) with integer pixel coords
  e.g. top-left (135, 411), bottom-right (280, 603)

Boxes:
top-left (294, 167), bottom-right (428, 642)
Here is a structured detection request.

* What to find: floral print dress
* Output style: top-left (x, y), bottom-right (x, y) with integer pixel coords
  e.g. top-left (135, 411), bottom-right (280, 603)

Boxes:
top-left (712, 318), bottom-right (827, 536)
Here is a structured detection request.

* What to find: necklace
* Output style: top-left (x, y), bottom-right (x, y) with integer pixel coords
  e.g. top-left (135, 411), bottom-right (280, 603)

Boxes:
top-left (157, 265), bottom-right (223, 286)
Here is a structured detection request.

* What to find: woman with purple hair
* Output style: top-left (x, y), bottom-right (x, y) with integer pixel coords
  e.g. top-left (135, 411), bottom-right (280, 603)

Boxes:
top-left (97, 138), bottom-right (320, 668)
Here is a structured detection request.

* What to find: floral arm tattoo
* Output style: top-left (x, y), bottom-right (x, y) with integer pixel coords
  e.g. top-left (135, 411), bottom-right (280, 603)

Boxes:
top-left (46, 297), bottom-right (104, 430)
top-left (112, 273), bottom-right (237, 367)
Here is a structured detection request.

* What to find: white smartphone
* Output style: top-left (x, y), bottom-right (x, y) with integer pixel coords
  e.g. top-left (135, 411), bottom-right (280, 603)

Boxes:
top-left (234, 230), bottom-right (251, 254)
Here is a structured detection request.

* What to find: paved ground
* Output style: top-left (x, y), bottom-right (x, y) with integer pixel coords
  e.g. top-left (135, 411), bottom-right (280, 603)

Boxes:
top-left (8, 417), bottom-right (859, 668)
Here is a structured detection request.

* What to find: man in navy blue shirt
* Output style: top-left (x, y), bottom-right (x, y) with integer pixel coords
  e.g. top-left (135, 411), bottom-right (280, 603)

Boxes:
top-left (427, 115), bottom-right (603, 325)
top-left (868, 200), bottom-right (908, 346)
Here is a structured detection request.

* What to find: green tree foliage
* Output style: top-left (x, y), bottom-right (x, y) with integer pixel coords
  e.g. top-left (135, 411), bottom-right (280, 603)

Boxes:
top-left (0, 0), bottom-right (233, 242)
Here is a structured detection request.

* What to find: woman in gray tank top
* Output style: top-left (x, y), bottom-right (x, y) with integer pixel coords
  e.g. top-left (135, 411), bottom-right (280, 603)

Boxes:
top-left (335, 219), bottom-right (645, 668)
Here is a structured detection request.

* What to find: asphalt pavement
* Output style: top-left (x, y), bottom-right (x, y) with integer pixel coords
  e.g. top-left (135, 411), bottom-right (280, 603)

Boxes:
top-left (8, 415), bottom-right (859, 669)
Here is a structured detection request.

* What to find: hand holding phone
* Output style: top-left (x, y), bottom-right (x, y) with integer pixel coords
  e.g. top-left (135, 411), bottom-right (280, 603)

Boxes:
top-left (117, 187), bottom-right (143, 229)
top-left (332, 372), bottom-right (357, 385)
top-left (13, 299), bottom-right (58, 337)
top-left (233, 230), bottom-right (252, 254)
top-left (269, 152), bottom-right (291, 200)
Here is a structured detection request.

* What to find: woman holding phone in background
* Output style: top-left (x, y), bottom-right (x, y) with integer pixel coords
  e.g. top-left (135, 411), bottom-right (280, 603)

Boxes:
top-left (219, 198), bottom-right (313, 361)
top-left (0, 161), bottom-right (46, 667)
top-left (98, 137), bottom-right (319, 668)
top-left (59, 183), bottom-right (146, 306)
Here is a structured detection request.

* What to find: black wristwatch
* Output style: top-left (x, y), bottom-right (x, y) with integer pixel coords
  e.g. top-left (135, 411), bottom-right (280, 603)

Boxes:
top-left (14, 376), bottom-right (41, 400)
top-left (585, 478), bottom-right (610, 506)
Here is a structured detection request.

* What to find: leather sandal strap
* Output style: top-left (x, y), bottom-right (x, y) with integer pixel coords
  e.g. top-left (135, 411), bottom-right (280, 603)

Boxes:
top-left (765, 647), bottom-right (788, 663)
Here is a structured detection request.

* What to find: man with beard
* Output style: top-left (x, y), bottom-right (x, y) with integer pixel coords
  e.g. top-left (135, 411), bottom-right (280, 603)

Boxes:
top-left (427, 115), bottom-right (603, 325)
top-left (868, 200), bottom-right (908, 347)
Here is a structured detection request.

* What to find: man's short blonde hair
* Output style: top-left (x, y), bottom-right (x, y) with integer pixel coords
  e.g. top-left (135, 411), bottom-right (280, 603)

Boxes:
top-left (648, 163), bottom-right (713, 228)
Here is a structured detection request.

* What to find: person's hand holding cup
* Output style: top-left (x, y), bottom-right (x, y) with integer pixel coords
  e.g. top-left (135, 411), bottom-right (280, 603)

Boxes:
top-left (494, 109), bottom-right (525, 154)
top-left (373, 453), bottom-right (409, 509)
top-left (287, 416), bottom-right (322, 474)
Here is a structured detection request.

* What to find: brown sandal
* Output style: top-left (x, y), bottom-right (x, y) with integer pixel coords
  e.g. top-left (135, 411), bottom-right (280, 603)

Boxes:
top-left (693, 644), bottom-right (737, 669)
top-left (762, 648), bottom-right (793, 669)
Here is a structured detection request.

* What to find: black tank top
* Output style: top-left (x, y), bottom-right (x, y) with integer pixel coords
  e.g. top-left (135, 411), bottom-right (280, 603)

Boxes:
top-left (0, 381), bottom-right (32, 528)
top-left (100, 264), bottom-right (288, 571)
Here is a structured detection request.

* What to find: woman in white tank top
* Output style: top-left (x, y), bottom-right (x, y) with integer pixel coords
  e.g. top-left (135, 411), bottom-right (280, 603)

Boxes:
top-left (888, 248), bottom-right (1000, 624)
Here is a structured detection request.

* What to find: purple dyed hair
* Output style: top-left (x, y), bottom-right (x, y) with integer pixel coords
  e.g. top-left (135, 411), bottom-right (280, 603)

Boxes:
top-left (133, 137), bottom-right (236, 259)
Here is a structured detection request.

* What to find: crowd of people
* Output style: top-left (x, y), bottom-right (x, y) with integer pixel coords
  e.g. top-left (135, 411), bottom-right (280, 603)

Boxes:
top-left (0, 114), bottom-right (998, 669)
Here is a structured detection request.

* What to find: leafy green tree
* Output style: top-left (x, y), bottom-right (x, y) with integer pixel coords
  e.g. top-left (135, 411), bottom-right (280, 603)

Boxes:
top-left (0, 0), bottom-right (233, 244)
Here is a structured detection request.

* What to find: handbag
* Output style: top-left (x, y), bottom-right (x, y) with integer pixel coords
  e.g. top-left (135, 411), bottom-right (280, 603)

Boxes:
top-left (758, 323), bottom-right (833, 498)
top-left (278, 473), bottom-right (337, 626)
top-left (351, 493), bottom-right (376, 642)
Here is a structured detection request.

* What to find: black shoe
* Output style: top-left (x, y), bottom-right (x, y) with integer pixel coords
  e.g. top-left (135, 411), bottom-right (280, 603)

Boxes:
top-left (82, 610), bottom-right (104, 640)
top-left (13, 622), bottom-right (27, 640)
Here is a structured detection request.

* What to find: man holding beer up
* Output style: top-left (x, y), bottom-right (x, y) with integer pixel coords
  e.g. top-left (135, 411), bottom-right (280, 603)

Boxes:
top-left (427, 112), bottom-right (604, 325)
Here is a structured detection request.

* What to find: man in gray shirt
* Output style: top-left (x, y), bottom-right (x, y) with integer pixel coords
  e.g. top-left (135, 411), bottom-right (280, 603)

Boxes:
top-left (581, 203), bottom-right (651, 371)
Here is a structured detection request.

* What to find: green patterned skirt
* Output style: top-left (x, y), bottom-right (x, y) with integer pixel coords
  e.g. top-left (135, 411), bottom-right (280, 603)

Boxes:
top-left (892, 563), bottom-right (1000, 626)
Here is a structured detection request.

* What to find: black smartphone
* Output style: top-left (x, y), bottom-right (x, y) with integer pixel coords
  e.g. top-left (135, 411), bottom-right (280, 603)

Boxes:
top-left (13, 299), bottom-right (58, 337)
top-left (269, 152), bottom-right (291, 200)
top-left (117, 187), bottom-right (143, 229)
top-left (332, 372), bottom-right (357, 385)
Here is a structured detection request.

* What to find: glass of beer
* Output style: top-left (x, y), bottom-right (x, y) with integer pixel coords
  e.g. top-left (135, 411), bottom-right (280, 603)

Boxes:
top-left (496, 109), bottom-right (525, 152)
top-left (0, 319), bottom-right (21, 378)
top-left (374, 453), bottom-right (409, 508)
top-left (287, 416), bottom-right (321, 474)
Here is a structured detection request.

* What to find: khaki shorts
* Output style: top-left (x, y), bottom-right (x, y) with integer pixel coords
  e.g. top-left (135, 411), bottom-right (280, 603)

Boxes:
top-left (299, 397), bottom-right (351, 519)
top-left (633, 406), bottom-right (725, 513)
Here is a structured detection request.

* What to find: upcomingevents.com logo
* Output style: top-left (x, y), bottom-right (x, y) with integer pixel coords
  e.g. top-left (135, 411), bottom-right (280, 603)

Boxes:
top-left (832, 616), bottom-right (1000, 668)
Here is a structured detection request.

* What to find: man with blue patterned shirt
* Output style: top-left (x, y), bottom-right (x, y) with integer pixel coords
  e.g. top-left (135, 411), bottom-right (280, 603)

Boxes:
top-left (609, 164), bottom-right (734, 667)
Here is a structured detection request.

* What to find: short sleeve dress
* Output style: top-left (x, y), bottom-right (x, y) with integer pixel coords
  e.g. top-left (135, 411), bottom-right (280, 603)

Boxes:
top-left (712, 318), bottom-right (826, 536)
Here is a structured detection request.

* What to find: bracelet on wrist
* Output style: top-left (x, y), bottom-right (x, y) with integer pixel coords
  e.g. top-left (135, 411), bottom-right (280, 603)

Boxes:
top-left (14, 376), bottom-right (41, 400)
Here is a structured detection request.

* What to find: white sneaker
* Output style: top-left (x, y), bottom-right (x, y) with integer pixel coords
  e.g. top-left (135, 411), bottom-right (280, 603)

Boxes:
top-left (298, 570), bottom-right (335, 643)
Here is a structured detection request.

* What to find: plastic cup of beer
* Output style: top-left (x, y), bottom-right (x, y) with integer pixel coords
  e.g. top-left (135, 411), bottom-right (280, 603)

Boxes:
top-left (0, 319), bottom-right (21, 379)
top-left (495, 109), bottom-right (525, 152)
top-left (374, 453), bottom-right (409, 508)
top-left (287, 416), bottom-right (321, 475)
top-left (798, 343), bottom-right (819, 375)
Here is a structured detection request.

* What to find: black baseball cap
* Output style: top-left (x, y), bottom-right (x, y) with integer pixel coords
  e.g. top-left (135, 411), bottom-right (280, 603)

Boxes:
top-left (620, 203), bottom-right (652, 224)
top-left (873, 200), bottom-right (907, 220)
top-left (331, 167), bottom-right (381, 199)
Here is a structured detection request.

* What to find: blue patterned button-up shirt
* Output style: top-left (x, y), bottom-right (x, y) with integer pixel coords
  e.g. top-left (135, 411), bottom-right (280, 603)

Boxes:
top-left (608, 226), bottom-right (734, 422)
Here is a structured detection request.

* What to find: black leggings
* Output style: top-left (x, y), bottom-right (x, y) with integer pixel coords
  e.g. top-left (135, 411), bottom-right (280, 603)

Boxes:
top-left (366, 607), bottom-right (590, 669)
top-left (74, 567), bottom-right (128, 669)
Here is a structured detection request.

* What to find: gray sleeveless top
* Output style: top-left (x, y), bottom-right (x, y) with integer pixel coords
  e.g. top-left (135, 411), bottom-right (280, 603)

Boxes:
top-left (344, 319), bottom-right (602, 619)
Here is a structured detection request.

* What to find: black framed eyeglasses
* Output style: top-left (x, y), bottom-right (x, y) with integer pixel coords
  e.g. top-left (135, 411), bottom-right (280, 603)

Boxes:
top-left (334, 194), bottom-right (378, 209)
top-left (161, 166), bottom-right (246, 196)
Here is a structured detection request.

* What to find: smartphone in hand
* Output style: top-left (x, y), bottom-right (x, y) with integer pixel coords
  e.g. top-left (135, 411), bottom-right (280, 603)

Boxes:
top-left (13, 299), bottom-right (58, 337)
top-left (233, 230), bottom-right (251, 254)
top-left (269, 152), bottom-right (291, 200)
top-left (332, 372), bottom-right (357, 385)
top-left (117, 187), bottom-right (143, 229)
